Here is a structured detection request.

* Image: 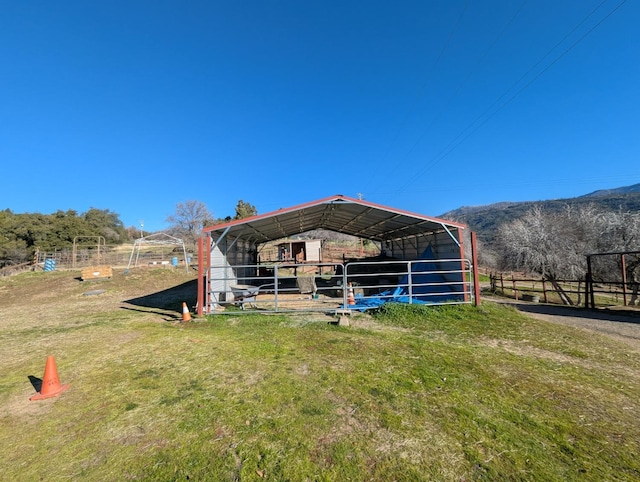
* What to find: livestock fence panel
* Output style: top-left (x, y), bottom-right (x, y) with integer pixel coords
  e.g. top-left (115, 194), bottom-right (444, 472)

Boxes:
top-left (205, 258), bottom-right (475, 314)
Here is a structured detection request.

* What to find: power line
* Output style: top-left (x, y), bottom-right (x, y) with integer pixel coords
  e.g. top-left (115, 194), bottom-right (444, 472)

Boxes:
top-left (388, 0), bottom-right (529, 172)
top-left (390, 0), bottom-right (627, 197)
top-left (370, 174), bottom-right (639, 196)
top-left (376, 0), bottom-right (471, 165)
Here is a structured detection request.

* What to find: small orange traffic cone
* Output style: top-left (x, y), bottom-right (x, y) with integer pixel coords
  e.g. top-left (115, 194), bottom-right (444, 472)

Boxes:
top-left (182, 302), bottom-right (192, 322)
top-left (30, 356), bottom-right (70, 401)
top-left (347, 283), bottom-right (356, 305)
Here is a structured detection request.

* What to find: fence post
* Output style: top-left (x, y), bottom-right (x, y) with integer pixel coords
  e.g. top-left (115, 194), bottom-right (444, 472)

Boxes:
top-left (621, 254), bottom-right (628, 306)
top-left (584, 273), bottom-right (590, 309)
top-left (512, 275), bottom-right (518, 300)
top-left (586, 256), bottom-right (596, 309)
top-left (542, 278), bottom-right (548, 303)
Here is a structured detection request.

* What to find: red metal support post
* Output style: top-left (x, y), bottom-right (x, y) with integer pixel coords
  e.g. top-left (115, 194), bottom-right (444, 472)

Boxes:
top-left (197, 237), bottom-right (204, 316)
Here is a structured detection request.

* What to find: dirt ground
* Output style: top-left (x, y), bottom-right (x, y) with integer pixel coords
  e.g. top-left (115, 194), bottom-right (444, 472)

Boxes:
top-left (0, 268), bottom-right (198, 330)
top-left (487, 296), bottom-right (640, 351)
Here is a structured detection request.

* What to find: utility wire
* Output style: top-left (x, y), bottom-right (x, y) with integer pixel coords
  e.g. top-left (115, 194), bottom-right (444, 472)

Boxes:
top-left (367, 0), bottom-right (527, 198)
top-left (387, 0), bottom-right (528, 177)
top-left (392, 0), bottom-right (627, 196)
top-left (377, 0), bottom-right (471, 164)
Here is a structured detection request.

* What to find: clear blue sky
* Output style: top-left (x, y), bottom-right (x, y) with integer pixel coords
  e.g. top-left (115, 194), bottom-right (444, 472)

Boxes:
top-left (2, 1), bottom-right (638, 232)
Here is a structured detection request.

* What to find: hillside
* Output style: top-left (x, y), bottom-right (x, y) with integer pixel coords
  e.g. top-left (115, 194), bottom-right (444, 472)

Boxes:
top-left (581, 182), bottom-right (640, 198)
top-left (441, 185), bottom-right (640, 245)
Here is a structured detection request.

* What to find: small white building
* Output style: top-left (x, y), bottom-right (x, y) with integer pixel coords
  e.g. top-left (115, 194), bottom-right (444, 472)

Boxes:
top-left (276, 239), bottom-right (322, 263)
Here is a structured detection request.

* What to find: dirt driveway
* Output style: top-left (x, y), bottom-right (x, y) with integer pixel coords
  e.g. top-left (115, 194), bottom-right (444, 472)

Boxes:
top-left (487, 297), bottom-right (640, 351)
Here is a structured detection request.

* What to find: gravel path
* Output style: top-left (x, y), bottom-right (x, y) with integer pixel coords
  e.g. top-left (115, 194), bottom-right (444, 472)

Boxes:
top-left (488, 297), bottom-right (640, 350)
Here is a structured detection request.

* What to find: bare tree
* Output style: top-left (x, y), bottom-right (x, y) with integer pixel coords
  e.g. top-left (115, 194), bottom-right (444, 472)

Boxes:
top-left (594, 210), bottom-right (640, 305)
top-left (498, 204), bottom-right (640, 304)
top-left (595, 210), bottom-right (640, 252)
top-left (166, 200), bottom-right (213, 246)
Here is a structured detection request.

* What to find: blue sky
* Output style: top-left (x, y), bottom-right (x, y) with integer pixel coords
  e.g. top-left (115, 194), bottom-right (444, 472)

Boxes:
top-left (2, 1), bottom-right (638, 232)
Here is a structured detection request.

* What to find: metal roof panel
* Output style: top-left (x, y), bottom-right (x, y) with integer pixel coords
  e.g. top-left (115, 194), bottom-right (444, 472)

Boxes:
top-left (202, 195), bottom-right (466, 243)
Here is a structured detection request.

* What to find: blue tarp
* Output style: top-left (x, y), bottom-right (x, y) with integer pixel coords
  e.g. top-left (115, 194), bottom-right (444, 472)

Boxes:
top-left (343, 246), bottom-right (464, 310)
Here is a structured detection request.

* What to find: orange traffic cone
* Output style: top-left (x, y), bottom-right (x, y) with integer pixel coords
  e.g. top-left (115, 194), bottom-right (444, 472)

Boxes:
top-left (347, 283), bottom-right (356, 306)
top-left (182, 302), bottom-right (192, 322)
top-left (30, 356), bottom-right (70, 401)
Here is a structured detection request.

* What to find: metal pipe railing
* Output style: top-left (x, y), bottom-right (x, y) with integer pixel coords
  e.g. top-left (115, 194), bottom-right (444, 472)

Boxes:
top-left (205, 258), bottom-right (474, 314)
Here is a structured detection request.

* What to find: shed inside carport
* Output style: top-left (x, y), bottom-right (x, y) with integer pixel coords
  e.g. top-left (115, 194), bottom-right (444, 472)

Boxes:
top-left (197, 195), bottom-right (479, 314)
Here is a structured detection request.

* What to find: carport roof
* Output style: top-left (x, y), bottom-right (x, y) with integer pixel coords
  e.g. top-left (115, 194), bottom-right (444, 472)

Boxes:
top-left (202, 195), bottom-right (466, 244)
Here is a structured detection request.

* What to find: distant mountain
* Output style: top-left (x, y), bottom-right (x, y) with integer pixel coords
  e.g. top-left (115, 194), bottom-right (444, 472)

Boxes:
top-left (440, 185), bottom-right (640, 246)
top-left (580, 183), bottom-right (640, 198)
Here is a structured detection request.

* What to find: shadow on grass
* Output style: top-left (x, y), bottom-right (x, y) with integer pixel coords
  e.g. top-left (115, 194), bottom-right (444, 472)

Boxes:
top-left (123, 279), bottom-right (198, 318)
top-left (505, 301), bottom-right (640, 325)
top-left (120, 306), bottom-right (183, 322)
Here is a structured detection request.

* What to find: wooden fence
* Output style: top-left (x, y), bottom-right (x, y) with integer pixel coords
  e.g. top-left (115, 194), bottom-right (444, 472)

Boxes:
top-left (489, 272), bottom-right (640, 309)
top-left (0, 261), bottom-right (37, 277)
top-left (1, 244), bottom-right (197, 276)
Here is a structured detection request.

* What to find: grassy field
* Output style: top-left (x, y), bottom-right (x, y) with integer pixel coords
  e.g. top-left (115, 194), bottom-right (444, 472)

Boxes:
top-left (1, 269), bottom-right (639, 481)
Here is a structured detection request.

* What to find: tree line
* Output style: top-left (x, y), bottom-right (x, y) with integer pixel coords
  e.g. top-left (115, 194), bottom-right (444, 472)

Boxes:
top-left (0, 199), bottom-right (257, 268)
top-left (0, 208), bottom-right (130, 266)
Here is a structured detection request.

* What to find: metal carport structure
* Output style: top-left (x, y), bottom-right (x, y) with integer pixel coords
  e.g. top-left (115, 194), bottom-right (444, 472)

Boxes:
top-left (196, 195), bottom-right (480, 315)
top-left (126, 233), bottom-right (189, 273)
